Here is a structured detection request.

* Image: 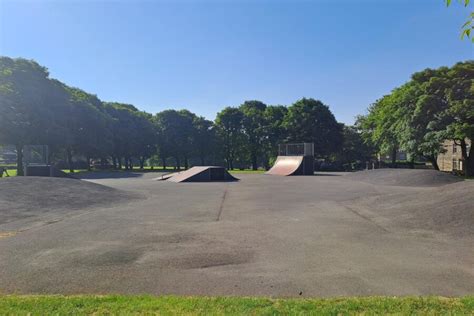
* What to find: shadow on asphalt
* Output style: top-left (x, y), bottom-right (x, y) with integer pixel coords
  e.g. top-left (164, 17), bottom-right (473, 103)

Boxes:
top-left (75, 172), bottom-right (145, 179)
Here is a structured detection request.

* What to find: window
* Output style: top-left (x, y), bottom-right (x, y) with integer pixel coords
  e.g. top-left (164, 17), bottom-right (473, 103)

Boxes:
top-left (452, 159), bottom-right (459, 170)
top-left (452, 143), bottom-right (457, 153)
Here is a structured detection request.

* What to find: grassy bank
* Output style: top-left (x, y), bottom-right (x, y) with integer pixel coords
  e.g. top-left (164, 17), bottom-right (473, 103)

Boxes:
top-left (0, 295), bottom-right (472, 315)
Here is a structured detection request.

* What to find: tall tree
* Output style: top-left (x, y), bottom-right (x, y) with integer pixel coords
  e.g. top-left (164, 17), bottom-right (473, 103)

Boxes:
top-left (413, 61), bottom-right (474, 175)
top-left (193, 116), bottom-right (216, 165)
top-left (215, 107), bottom-right (244, 170)
top-left (340, 124), bottom-right (375, 169)
top-left (104, 102), bottom-right (154, 170)
top-left (263, 105), bottom-right (288, 168)
top-left (0, 57), bottom-right (70, 175)
top-left (240, 100), bottom-right (267, 170)
top-left (153, 109), bottom-right (195, 170)
top-left (64, 86), bottom-right (113, 171)
top-left (283, 98), bottom-right (343, 159)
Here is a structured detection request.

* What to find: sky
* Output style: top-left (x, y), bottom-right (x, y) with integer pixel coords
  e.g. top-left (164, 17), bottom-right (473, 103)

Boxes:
top-left (0, 0), bottom-right (472, 124)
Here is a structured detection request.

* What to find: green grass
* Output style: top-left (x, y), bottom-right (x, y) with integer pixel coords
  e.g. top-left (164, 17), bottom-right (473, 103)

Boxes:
top-left (229, 169), bottom-right (266, 174)
top-left (0, 295), bottom-right (472, 315)
top-left (1, 169), bottom-right (16, 177)
top-left (62, 169), bottom-right (88, 173)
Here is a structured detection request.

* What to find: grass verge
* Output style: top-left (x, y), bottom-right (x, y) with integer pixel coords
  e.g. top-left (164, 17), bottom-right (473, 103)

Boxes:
top-left (0, 295), bottom-right (472, 315)
top-left (229, 169), bottom-right (266, 174)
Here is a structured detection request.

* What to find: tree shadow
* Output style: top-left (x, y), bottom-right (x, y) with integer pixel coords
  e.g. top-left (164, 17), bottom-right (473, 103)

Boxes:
top-left (74, 171), bottom-right (145, 179)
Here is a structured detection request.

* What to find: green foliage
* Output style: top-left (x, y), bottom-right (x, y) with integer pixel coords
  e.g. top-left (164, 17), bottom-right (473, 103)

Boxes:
top-left (284, 98), bottom-right (343, 158)
top-left (360, 61), bottom-right (474, 175)
top-left (104, 102), bottom-right (155, 169)
top-left (446, 0), bottom-right (474, 42)
top-left (339, 124), bottom-right (375, 166)
top-left (240, 100), bottom-right (268, 170)
top-left (0, 56), bottom-right (356, 172)
top-left (215, 107), bottom-right (245, 169)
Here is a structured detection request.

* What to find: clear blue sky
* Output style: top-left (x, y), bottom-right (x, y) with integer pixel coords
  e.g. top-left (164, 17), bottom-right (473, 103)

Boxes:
top-left (0, 0), bottom-right (472, 124)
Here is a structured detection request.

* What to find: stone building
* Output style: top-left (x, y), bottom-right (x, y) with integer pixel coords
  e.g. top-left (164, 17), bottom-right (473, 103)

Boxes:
top-left (437, 139), bottom-right (472, 172)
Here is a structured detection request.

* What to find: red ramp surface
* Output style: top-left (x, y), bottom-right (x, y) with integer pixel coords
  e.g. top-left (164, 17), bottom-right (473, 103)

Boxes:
top-left (266, 156), bottom-right (304, 176)
top-left (160, 166), bottom-right (238, 182)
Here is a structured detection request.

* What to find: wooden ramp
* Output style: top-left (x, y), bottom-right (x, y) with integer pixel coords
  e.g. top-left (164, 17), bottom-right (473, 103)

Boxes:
top-left (266, 156), bottom-right (314, 176)
top-left (158, 166), bottom-right (238, 183)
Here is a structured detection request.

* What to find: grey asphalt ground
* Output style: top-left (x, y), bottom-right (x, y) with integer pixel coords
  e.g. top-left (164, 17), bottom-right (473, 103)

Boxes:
top-left (0, 170), bottom-right (473, 297)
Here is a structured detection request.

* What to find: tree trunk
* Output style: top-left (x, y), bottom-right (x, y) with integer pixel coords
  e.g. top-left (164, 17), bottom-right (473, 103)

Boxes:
top-left (466, 146), bottom-right (474, 177)
top-left (128, 158), bottom-right (133, 170)
top-left (408, 155), bottom-right (415, 169)
top-left (460, 139), bottom-right (473, 176)
top-left (123, 157), bottom-right (128, 170)
top-left (139, 157), bottom-right (145, 169)
top-left (184, 155), bottom-right (189, 170)
top-left (263, 154), bottom-right (270, 170)
top-left (427, 155), bottom-right (439, 171)
top-left (175, 157), bottom-right (181, 170)
top-left (86, 156), bottom-right (92, 171)
top-left (391, 147), bottom-right (397, 167)
top-left (118, 157), bottom-right (122, 170)
top-left (251, 153), bottom-right (258, 170)
top-left (16, 144), bottom-right (24, 176)
top-left (162, 157), bottom-right (167, 170)
top-left (112, 156), bottom-right (117, 169)
top-left (66, 148), bottom-right (74, 173)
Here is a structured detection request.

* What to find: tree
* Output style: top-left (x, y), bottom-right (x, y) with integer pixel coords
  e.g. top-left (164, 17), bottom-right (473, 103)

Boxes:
top-left (340, 124), bottom-right (375, 169)
top-left (132, 111), bottom-right (156, 169)
top-left (104, 102), bottom-right (154, 170)
top-left (240, 100), bottom-right (267, 170)
top-left (215, 107), bottom-right (244, 170)
top-left (64, 86), bottom-right (113, 171)
top-left (358, 94), bottom-right (401, 165)
top-left (360, 61), bottom-right (474, 175)
top-left (0, 57), bottom-right (70, 175)
top-left (193, 116), bottom-right (216, 165)
top-left (153, 109), bottom-right (195, 170)
top-left (414, 61), bottom-right (474, 175)
top-left (263, 105), bottom-right (288, 168)
top-left (283, 98), bottom-right (343, 159)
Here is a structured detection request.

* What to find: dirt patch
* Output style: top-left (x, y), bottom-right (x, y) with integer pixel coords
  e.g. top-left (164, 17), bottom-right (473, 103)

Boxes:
top-left (345, 169), bottom-right (462, 187)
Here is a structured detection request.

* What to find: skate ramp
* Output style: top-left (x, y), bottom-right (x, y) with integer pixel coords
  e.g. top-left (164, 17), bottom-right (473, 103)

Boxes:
top-left (266, 156), bottom-right (305, 176)
top-left (161, 166), bottom-right (238, 182)
top-left (25, 165), bottom-right (71, 178)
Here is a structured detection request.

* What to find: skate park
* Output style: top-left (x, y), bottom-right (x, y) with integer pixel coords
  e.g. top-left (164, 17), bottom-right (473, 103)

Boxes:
top-left (1, 13), bottom-right (473, 310)
top-left (1, 150), bottom-right (473, 297)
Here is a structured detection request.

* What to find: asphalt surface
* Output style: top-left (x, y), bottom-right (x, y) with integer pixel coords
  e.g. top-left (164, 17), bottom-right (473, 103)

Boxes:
top-left (0, 171), bottom-right (473, 297)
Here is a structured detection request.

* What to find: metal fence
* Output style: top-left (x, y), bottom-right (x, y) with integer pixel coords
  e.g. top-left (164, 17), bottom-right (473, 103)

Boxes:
top-left (278, 143), bottom-right (314, 157)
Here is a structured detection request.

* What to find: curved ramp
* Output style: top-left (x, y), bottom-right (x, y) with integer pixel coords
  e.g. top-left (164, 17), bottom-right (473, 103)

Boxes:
top-left (161, 166), bottom-right (238, 182)
top-left (266, 156), bottom-right (304, 176)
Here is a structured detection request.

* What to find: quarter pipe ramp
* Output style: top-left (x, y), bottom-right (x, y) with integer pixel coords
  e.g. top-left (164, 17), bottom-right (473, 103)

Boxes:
top-left (266, 156), bottom-right (314, 176)
top-left (157, 166), bottom-right (238, 182)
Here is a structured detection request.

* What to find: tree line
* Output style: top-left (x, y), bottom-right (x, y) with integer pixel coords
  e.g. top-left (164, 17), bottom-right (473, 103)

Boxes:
top-left (2, 57), bottom-right (471, 176)
top-left (357, 61), bottom-right (474, 176)
top-left (0, 57), bottom-right (370, 175)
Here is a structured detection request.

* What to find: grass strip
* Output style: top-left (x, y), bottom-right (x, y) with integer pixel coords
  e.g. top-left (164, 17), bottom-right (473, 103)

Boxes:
top-left (0, 295), bottom-right (472, 315)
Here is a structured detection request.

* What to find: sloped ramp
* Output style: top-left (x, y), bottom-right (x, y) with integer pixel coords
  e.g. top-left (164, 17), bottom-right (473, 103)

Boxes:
top-left (266, 156), bottom-right (314, 176)
top-left (159, 166), bottom-right (238, 182)
top-left (25, 165), bottom-right (72, 178)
